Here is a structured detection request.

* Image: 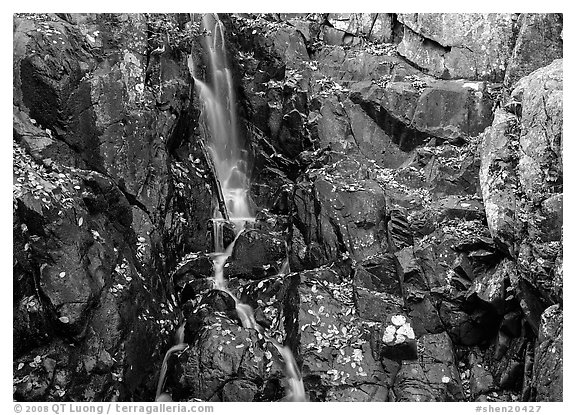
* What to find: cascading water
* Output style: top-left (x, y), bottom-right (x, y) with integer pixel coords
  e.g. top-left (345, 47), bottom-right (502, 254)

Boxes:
top-left (155, 13), bottom-right (306, 402)
top-left (188, 13), bottom-right (252, 228)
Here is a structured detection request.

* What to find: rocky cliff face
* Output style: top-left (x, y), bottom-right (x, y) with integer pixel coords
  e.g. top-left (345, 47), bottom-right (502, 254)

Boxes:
top-left (13, 13), bottom-right (214, 401)
top-left (13, 13), bottom-right (562, 402)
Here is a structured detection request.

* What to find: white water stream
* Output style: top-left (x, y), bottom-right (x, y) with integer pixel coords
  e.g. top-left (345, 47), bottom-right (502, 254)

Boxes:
top-left (156, 13), bottom-right (305, 402)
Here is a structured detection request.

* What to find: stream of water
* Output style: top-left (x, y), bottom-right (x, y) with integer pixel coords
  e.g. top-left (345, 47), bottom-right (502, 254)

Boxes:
top-left (155, 13), bottom-right (305, 402)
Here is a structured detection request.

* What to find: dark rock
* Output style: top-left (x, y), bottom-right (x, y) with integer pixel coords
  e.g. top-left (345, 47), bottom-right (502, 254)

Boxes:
top-left (451, 253), bottom-right (475, 290)
top-left (466, 259), bottom-right (517, 315)
top-left (469, 352), bottom-right (496, 398)
top-left (386, 209), bottom-right (413, 251)
top-left (327, 13), bottom-right (395, 44)
top-left (353, 287), bottom-right (404, 323)
top-left (405, 295), bottom-right (444, 336)
top-left (325, 384), bottom-right (389, 402)
top-left (315, 95), bottom-right (356, 153)
top-left (173, 253), bottom-right (214, 291)
top-left (434, 196), bottom-right (485, 222)
top-left (438, 301), bottom-right (494, 346)
top-left (343, 99), bottom-right (409, 168)
top-left (173, 315), bottom-right (282, 401)
top-left (395, 246), bottom-right (428, 298)
top-left (393, 332), bottom-right (464, 401)
top-left (509, 271), bottom-right (547, 335)
top-left (422, 148), bottom-right (482, 198)
top-left (292, 155), bottom-right (388, 267)
top-left (200, 290), bottom-right (237, 316)
top-left (492, 337), bottom-right (527, 390)
top-left (353, 259), bottom-right (401, 297)
top-left (13, 13), bottom-right (204, 402)
top-left (222, 379), bottom-right (258, 402)
top-left (226, 229), bottom-right (287, 280)
top-left (283, 273), bottom-right (393, 401)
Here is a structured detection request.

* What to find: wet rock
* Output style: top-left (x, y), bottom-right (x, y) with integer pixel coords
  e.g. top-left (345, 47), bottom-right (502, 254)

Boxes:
top-left (397, 13), bottom-right (516, 81)
top-left (13, 13), bottom-right (203, 401)
top-left (222, 379), bottom-right (258, 402)
top-left (172, 253), bottom-right (214, 294)
top-left (393, 332), bottom-right (464, 401)
top-left (504, 14), bottom-right (563, 87)
top-left (226, 229), bottom-right (287, 280)
top-left (14, 342), bottom-right (74, 401)
top-left (532, 304), bottom-right (562, 401)
top-left (173, 315), bottom-right (282, 401)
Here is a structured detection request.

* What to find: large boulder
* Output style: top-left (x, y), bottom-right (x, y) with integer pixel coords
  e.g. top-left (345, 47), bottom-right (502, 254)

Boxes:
top-left (512, 59), bottom-right (563, 203)
top-left (397, 13), bottom-right (517, 81)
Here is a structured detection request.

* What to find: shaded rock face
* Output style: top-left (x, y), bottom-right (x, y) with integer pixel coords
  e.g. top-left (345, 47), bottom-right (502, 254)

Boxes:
top-left (13, 13), bottom-right (214, 401)
top-left (14, 12), bottom-right (562, 403)
top-left (292, 154), bottom-right (388, 268)
top-left (393, 332), bottom-right (464, 401)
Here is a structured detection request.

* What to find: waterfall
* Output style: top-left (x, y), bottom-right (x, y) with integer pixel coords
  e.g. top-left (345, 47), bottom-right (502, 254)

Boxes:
top-left (183, 13), bottom-right (306, 402)
top-left (189, 14), bottom-right (251, 225)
